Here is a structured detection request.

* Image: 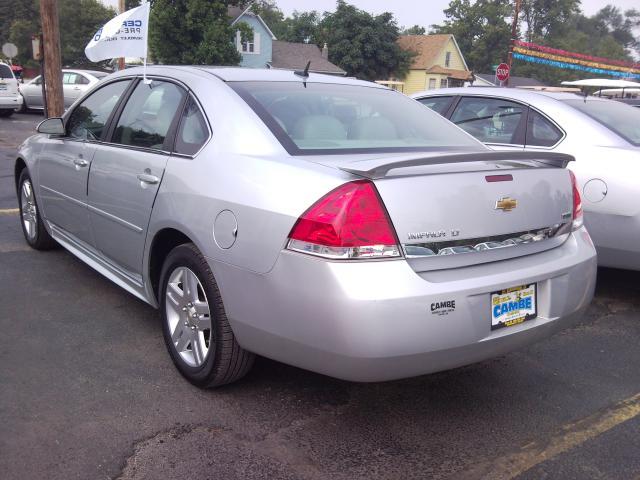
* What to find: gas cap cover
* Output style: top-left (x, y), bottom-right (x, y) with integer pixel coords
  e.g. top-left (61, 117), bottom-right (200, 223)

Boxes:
top-left (213, 210), bottom-right (238, 249)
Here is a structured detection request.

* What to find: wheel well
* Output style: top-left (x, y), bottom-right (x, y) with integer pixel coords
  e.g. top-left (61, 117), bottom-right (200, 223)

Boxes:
top-left (14, 158), bottom-right (27, 192)
top-left (149, 228), bottom-right (193, 302)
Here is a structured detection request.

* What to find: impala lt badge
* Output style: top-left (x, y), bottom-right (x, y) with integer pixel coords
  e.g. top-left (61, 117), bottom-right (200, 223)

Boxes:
top-left (495, 196), bottom-right (517, 212)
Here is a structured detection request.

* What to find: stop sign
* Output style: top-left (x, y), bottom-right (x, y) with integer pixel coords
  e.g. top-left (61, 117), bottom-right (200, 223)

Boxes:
top-left (496, 63), bottom-right (510, 82)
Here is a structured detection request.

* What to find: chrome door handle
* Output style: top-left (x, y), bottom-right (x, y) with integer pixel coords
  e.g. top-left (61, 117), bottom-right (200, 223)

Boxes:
top-left (73, 158), bottom-right (89, 167)
top-left (137, 173), bottom-right (160, 185)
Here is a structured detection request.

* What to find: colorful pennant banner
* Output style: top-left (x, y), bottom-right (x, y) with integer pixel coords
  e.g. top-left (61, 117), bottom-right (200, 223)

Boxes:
top-left (512, 53), bottom-right (640, 79)
top-left (513, 46), bottom-right (640, 74)
top-left (513, 40), bottom-right (639, 69)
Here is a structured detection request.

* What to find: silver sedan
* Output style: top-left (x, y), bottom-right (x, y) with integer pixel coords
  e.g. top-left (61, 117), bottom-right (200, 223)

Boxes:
top-left (15, 67), bottom-right (596, 387)
top-left (19, 69), bottom-right (108, 111)
top-left (413, 87), bottom-right (640, 271)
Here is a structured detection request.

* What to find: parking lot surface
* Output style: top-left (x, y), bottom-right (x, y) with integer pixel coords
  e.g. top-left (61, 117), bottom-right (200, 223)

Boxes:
top-left (2, 113), bottom-right (640, 480)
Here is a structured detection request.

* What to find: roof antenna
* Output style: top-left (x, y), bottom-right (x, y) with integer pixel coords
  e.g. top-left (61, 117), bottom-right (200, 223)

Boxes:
top-left (294, 61), bottom-right (311, 85)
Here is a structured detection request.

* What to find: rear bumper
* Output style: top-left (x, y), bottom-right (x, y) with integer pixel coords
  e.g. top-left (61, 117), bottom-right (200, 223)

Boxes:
top-left (0, 94), bottom-right (22, 109)
top-left (217, 227), bottom-right (597, 382)
top-left (585, 211), bottom-right (640, 270)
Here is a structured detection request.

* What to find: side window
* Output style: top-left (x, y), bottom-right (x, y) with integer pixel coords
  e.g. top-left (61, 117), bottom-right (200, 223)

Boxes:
top-left (76, 75), bottom-right (90, 85)
top-left (451, 97), bottom-right (524, 145)
top-left (418, 96), bottom-right (453, 116)
top-left (63, 72), bottom-right (79, 85)
top-left (526, 110), bottom-right (563, 147)
top-left (174, 97), bottom-right (209, 155)
top-left (113, 81), bottom-right (185, 150)
top-left (34, 76), bottom-right (42, 85)
top-left (67, 80), bottom-right (130, 141)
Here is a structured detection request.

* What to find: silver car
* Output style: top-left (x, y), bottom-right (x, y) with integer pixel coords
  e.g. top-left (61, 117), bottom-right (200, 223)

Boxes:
top-left (413, 88), bottom-right (640, 270)
top-left (15, 67), bottom-right (596, 387)
top-left (19, 69), bottom-right (108, 111)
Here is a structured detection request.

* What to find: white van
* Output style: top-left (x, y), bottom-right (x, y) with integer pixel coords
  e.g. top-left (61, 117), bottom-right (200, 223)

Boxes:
top-left (0, 63), bottom-right (23, 117)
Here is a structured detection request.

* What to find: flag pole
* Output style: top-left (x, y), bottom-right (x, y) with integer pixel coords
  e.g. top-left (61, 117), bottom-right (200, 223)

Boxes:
top-left (118, 0), bottom-right (125, 71)
top-left (142, 1), bottom-right (151, 84)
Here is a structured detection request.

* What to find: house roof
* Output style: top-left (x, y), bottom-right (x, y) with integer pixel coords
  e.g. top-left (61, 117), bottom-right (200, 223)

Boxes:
top-left (398, 34), bottom-right (469, 71)
top-left (475, 73), bottom-right (546, 87)
top-left (426, 66), bottom-right (473, 81)
top-left (270, 41), bottom-right (346, 75)
top-left (227, 6), bottom-right (246, 23)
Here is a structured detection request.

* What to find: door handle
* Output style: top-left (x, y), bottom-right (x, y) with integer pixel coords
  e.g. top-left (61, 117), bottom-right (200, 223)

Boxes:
top-left (73, 158), bottom-right (89, 168)
top-left (137, 173), bottom-right (160, 185)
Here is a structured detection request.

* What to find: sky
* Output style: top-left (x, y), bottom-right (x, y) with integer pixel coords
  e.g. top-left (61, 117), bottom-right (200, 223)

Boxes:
top-left (101, 1), bottom-right (640, 28)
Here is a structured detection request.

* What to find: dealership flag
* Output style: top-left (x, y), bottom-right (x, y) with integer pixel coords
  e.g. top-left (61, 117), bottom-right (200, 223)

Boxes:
top-left (85, 2), bottom-right (150, 62)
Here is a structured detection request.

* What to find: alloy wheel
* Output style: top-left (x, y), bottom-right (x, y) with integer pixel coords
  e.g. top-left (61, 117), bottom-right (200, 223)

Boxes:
top-left (20, 179), bottom-right (38, 241)
top-left (165, 266), bottom-right (212, 367)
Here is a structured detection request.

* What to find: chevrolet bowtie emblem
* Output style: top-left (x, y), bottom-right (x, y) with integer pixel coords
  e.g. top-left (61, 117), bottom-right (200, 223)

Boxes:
top-left (495, 197), bottom-right (517, 212)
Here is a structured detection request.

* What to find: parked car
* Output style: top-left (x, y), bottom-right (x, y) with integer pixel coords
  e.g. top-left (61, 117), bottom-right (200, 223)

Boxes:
top-left (413, 87), bottom-right (640, 271)
top-left (15, 67), bottom-right (596, 387)
top-left (18, 69), bottom-right (108, 111)
top-left (0, 62), bottom-right (23, 117)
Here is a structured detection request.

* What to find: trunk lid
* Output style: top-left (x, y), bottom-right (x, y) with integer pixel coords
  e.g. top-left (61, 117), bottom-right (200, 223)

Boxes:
top-left (310, 151), bottom-right (575, 271)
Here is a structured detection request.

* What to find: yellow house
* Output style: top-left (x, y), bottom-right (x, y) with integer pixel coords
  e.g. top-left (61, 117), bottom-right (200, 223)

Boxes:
top-left (391, 34), bottom-right (472, 95)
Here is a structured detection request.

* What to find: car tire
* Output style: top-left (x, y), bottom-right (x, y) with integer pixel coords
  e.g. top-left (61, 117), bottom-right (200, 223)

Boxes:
top-left (0, 109), bottom-right (14, 117)
top-left (159, 243), bottom-right (255, 388)
top-left (17, 169), bottom-right (57, 250)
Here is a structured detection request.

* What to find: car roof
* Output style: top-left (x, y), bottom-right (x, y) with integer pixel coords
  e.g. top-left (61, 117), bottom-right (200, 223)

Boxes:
top-left (114, 65), bottom-right (385, 88)
top-left (411, 86), bottom-right (613, 104)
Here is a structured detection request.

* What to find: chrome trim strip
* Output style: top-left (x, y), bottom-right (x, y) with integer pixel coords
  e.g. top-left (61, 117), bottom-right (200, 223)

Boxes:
top-left (87, 204), bottom-right (143, 233)
top-left (40, 184), bottom-right (85, 208)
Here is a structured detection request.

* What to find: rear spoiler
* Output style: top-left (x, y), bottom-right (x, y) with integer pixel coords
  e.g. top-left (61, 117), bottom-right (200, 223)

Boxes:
top-left (340, 151), bottom-right (574, 179)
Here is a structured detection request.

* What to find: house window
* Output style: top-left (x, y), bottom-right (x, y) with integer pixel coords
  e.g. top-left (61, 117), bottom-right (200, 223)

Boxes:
top-left (440, 78), bottom-right (448, 89)
top-left (445, 51), bottom-right (451, 67)
top-left (236, 30), bottom-right (260, 55)
top-left (428, 78), bottom-right (436, 89)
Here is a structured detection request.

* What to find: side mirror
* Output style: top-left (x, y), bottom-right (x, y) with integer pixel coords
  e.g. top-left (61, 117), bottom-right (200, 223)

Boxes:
top-left (37, 117), bottom-right (65, 136)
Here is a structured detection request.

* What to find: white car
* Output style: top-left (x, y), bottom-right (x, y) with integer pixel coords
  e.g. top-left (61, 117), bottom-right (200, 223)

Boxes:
top-left (19, 69), bottom-right (108, 111)
top-left (413, 87), bottom-right (640, 270)
top-left (0, 62), bottom-right (22, 117)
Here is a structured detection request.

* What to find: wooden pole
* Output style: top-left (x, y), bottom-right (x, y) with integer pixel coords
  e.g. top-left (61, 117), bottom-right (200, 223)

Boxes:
top-left (506, 0), bottom-right (521, 87)
top-left (39, 0), bottom-right (63, 117)
top-left (118, 0), bottom-right (126, 71)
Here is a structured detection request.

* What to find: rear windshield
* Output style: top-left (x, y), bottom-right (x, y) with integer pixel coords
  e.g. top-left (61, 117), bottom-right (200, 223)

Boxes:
top-left (0, 64), bottom-right (14, 79)
top-left (230, 81), bottom-right (482, 155)
top-left (563, 99), bottom-right (640, 146)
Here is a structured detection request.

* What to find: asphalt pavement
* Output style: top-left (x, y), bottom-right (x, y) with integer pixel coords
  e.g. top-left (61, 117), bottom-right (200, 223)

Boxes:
top-left (1, 112), bottom-right (640, 480)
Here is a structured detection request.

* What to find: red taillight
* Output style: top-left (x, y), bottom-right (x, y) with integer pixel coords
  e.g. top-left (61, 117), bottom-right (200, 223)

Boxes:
top-left (287, 180), bottom-right (401, 259)
top-left (569, 170), bottom-right (583, 228)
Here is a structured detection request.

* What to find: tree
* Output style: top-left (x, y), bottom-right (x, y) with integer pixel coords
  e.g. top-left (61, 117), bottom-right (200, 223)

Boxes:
top-left (249, 0), bottom-right (286, 38)
top-left (315, 1), bottom-right (414, 81)
top-left (149, 0), bottom-right (249, 65)
top-left (278, 11), bottom-right (322, 44)
top-left (431, 0), bottom-right (512, 74)
top-left (519, 0), bottom-right (581, 42)
top-left (402, 25), bottom-right (426, 35)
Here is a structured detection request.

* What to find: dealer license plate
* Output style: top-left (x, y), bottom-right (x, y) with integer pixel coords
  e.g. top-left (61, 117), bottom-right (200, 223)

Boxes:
top-left (491, 284), bottom-right (537, 330)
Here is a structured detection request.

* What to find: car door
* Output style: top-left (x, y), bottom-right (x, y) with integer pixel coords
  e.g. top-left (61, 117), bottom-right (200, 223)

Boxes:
top-left (62, 72), bottom-right (85, 108)
top-left (449, 96), bottom-right (526, 151)
top-left (37, 79), bottom-right (132, 245)
top-left (24, 76), bottom-right (44, 109)
top-left (88, 79), bottom-right (186, 276)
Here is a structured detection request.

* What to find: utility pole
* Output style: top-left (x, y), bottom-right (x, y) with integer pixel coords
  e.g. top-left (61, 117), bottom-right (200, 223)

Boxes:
top-left (39, 0), bottom-right (63, 117)
top-left (506, 0), bottom-right (521, 87)
top-left (118, 0), bottom-right (126, 71)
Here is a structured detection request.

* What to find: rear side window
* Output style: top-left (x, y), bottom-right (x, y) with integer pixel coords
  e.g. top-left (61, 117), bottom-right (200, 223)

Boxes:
top-left (113, 81), bottom-right (186, 150)
top-left (451, 97), bottom-right (524, 145)
top-left (76, 75), bottom-right (90, 85)
top-left (67, 80), bottom-right (130, 140)
top-left (174, 97), bottom-right (208, 155)
top-left (0, 64), bottom-right (14, 79)
top-left (526, 110), bottom-right (563, 147)
top-left (417, 96), bottom-right (453, 116)
top-left (63, 72), bottom-right (79, 85)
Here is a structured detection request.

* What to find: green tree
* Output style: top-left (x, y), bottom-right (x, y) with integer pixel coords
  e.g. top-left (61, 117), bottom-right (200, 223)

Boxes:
top-left (249, 0), bottom-right (286, 38)
top-left (519, 0), bottom-right (581, 42)
top-left (431, 0), bottom-right (512, 74)
top-left (278, 11), bottom-right (321, 43)
top-left (316, 1), bottom-right (414, 81)
top-left (402, 25), bottom-right (426, 35)
top-left (149, 0), bottom-right (248, 65)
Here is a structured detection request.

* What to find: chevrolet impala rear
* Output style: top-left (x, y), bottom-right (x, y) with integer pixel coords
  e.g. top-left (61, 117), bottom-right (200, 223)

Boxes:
top-left (211, 75), bottom-right (597, 382)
